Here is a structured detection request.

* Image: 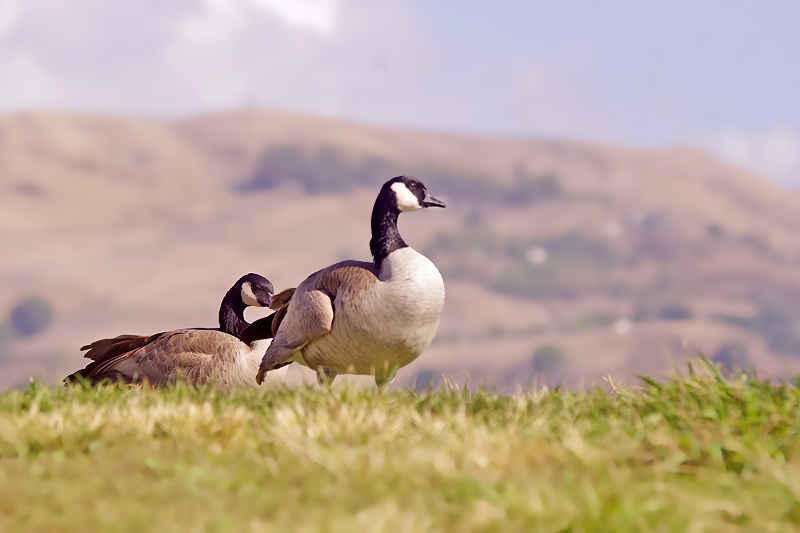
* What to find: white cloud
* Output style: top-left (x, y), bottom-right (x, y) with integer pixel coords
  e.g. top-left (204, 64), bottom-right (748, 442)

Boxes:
top-left (0, 0), bottom-right (349, 115)
top-left (164, 1), bottom-right (254, 109)
top-left (706, 127), bottom-right (800, 185)
top-left (250, 0), bottom-right (339, 35)
top-left (0, 0), bottom-right (607, 138)
top-left (0, 0), bottom-right (21, 37)
top-left (159, 0), bottom-right (445, 119)
top-left (0, 52), bottom-right (67, 110)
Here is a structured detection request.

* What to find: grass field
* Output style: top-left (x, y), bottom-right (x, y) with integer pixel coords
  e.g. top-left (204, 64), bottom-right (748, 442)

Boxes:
top-left (1, 363), bottom-right (799, 532)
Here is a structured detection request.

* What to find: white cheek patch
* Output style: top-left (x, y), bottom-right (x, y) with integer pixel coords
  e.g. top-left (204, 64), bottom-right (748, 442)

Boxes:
top-left (240, 282), bottom-right (262, 307)
top-left (391, 182), bottom-right (422, 212)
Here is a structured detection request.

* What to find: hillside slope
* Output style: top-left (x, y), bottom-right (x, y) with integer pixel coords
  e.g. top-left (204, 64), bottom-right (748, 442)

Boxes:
top-left (2, 110), bottom-right (800, 388)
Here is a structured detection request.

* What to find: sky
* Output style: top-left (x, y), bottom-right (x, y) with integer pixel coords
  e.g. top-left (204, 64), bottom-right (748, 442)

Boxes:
top-left (0, 0), bottom-right (799, 185)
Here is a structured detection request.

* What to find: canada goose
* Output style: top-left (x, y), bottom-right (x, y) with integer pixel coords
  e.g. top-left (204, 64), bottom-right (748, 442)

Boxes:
top-left (65, 274), bottom-right (291, 388)
top-left (255, 176), bottom-right (446, 387)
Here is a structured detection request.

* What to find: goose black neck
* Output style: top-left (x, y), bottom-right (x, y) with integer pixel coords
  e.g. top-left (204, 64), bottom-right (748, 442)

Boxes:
top-left (369, 190), bottom-right (408, 267)
top-left (219, 288), bottom-right (249, 337)
top-left (239, 314), bottom-right (276, 346)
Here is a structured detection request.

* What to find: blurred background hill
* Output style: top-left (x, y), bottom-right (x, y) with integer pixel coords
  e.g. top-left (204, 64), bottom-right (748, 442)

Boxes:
top-left (2, 1), bottom-right (800, 389)
top-left (4, 110), bottom-right (800, 389)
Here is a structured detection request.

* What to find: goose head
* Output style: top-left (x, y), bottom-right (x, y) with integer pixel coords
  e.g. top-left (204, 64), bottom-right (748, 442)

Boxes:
top-left (370, 177), bottom-right (446, 264)
top-left (387, 176), bottom-right (446, 212)
top-left (236, 273), bottom-right (274, 308)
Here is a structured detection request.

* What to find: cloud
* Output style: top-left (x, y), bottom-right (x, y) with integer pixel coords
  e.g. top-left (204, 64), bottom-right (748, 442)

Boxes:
top-left (250, 0), bottom-right (339, 35)
top-left (0, 0), bottom-right (442, 118)
top-left (0, 0), bottom-right (615, 140)
top-left (0, 51), bottom-right (66, 109)
top-left (154, 0), bottom-right (433, 116)
top-left (0, 0), bottom-right (21, 38)
top-left (705, 127), bottom-right (800, 185)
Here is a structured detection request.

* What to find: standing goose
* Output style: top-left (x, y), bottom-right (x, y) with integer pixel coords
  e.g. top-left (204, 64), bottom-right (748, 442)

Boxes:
top-left (66, 274), bottom-right (291, 388)
top-left (256, 176), bottom-right (446, 387)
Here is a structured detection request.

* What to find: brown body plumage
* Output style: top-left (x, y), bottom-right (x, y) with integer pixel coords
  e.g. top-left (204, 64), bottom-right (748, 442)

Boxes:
top-left (70, 328), bottom-right (285, 388)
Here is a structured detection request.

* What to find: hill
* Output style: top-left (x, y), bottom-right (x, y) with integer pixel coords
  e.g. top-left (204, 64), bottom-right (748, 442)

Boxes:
top-left (0, 372), bottom-right (799, 530)
top-left (2, 110), bottom-right (800, 389)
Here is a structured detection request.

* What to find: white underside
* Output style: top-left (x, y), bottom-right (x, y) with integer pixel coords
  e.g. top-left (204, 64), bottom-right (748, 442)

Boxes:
top-left (243, 339), bottom-right (287, 387)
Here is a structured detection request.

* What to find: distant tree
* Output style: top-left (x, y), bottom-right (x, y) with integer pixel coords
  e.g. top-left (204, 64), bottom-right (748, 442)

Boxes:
top-left (531, 345), bottom-right (567, 372)
top-left (754, 305), bottom-right (800, 355)
top-left (706, 223), bottom-right (725, 239)
top-left (0, 324), bottom-right (13, 359)
top-left (714, 304), bottom-right (800, 356)
top-left (632, 303), bottom-right (652, 322)
top-left (10, 297), bottom-right (53, 337)
top-left (711, 342), bottom-right (751, 373)
top-left (659, 303), bottom-right (692, 321)
top-left (237, 145), bottom-right (397, 194)
top-left (503, 171), bottom-right (562, 205)
top-left (413, 369), bottom-right (439, 391)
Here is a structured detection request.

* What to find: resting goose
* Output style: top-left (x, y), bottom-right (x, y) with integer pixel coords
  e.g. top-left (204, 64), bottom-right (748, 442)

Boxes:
top-left (65, 274), bottom-right (290, 388)
top-left (255, 176), bottom-right (446, 387)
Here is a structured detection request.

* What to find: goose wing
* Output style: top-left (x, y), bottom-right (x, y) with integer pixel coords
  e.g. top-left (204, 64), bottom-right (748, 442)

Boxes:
top-left (256, 287), bottom-right (334, 383)
top-left (65, 332), bottom-right (168, 384)
top-left (80, 333), bottom-right (167, 362)
top-left (269, 287), bottom-right (295, 336)
top-left (270, 288), bottom-right (295, 311)
top-left (256, 262), bottom-right (376, 384)
top-left (68, 329), bottom-right (244, 386)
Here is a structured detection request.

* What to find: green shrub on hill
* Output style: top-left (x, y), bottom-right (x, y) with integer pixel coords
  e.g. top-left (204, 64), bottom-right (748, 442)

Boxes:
top-left (0, 324), bottom-right (13, 359)
top-left (412, 369), bottom-right (440, 391)
top-left (502, 171), bottom-right (562, 205)
top-left (237, 145), bottom-right (398, 193)
top-left (236, 145), bottom-right (565, 207)
top-left (532, 344), bottom-right (567, 372)
top-left (659, 302), bottom-right (693, 321)
top-left (9, 297), bottom-right (53, 337)
top-left (716, 304), bottom-right (800, 356)
top-left (711, 341), bottom-right (752, 372)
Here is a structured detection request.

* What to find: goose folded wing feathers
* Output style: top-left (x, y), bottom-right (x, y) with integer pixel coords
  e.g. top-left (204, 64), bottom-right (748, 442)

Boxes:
top-left (255, 272), bottom-right (347, 383)
top-left (66, 332), bottom-right (168, 384)
top-left (268, 288), bottom-right (295, 336)
top-left (256, 287), bottom-right (334, 382)
top-left (73, 330), bottom-right (244, 386)
top-left (256, 262), bottom-right (379, 384)
top-left (80, 333), bottom-right (167, 362)
top-left (269, 288), bottom-right (295, 310)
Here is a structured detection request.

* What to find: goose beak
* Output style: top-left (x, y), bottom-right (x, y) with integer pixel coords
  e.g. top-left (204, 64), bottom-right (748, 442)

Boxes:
top-left (421, 191), bottom-right (446, 208)
top-left (258, 294), bottom-right (273, 308)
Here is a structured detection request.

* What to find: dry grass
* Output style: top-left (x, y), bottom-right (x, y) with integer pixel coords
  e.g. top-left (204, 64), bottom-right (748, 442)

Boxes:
top-left (1, 363), bottom-right (799, 532)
